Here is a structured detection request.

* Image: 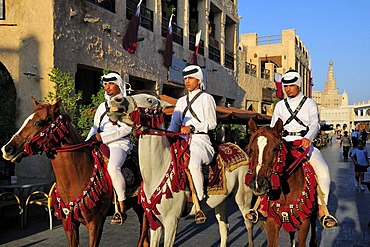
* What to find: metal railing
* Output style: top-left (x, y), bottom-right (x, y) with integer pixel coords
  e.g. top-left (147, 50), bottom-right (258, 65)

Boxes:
top-left (257, 34), bottom-right (281, 45)
top-left (245, 62), bottom-right (256, 76)
top-left (225, 52), bottom-right (234, 70)
top-left (126, 0), bottom-right (153, 31)
top-left (261, 68), bottom-right (270, 80)
top-left (209, 44), bottom-right (220, 64)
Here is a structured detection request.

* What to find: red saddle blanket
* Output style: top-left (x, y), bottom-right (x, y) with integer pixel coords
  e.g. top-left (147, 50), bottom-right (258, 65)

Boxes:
top-left (208, 142), bottom-right (249, 195)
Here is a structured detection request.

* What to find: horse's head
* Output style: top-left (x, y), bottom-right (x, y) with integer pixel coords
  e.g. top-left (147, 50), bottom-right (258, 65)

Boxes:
top-left (2, 98), bottom-right (66, 162)
top-left (246, 118), bottom-right (284, 196)
top-left (108, 93), bottom-right (172, 128)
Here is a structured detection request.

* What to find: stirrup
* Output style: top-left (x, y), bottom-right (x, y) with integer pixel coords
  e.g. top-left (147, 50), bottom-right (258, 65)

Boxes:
top-left (245, 209), bottom-right (259, 223)
top-left (195, 210), bottom-right (207, 224)
top-left (111, 211), bottom-right (127, 225)
top-left (321, 214), bottom-right (338, 229)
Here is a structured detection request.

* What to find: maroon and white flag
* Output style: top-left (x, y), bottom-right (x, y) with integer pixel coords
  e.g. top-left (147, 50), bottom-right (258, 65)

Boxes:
top-left (193, 30), bottom-right (202, 65)
top-left (163, 14), bottom-right (174, 68)
top-left (274, 72), bottom-right (283, 99)
top-left (122, 0), bottom-right (142, 53)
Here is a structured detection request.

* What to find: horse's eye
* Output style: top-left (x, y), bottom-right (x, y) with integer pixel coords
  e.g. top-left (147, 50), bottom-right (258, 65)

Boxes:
top-left (34, 121), bottom-right (45, 127)
top-left (147, 98), bottom-right (153, 104)
top-left (272, 147), bottom-right (279, 153)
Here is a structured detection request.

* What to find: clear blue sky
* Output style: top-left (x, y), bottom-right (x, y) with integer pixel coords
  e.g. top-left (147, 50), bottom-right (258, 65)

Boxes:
top-left (238, 1), bottom-right (370, 105)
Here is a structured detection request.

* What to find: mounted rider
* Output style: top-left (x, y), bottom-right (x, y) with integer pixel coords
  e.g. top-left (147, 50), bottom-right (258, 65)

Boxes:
top-left (167, 65), bottom-right (217, 224)
top-left (270, 70), bottom-right (338, 228)
top-left (86, 72), bottom-right (133, 225)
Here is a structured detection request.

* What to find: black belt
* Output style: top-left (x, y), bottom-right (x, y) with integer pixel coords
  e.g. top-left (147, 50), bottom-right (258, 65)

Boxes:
top-left (282, 130), bottom-right (307, 137)
top-left (194, 132), bottom-right (207, 135)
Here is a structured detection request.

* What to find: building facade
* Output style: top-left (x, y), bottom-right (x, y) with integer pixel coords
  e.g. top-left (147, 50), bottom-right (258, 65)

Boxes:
top-left (0, 0), bottom-right (243, 178)
top-left (238, 29), bottom-right (312, 115)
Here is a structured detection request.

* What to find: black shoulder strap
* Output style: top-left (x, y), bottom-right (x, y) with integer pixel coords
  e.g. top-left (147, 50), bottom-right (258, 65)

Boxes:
top-left (283, 96), bottom-right (308, 127)
top-left (98, 102), bottom-right (109, 133)
top-left (182, 91), bottom-right (203, 123)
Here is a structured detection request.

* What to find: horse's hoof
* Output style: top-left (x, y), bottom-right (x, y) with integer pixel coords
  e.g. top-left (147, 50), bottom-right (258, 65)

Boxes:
top-left (195, 210), bottom-right (207, 224)
top-left (245, 209), bottom-right (258, 223)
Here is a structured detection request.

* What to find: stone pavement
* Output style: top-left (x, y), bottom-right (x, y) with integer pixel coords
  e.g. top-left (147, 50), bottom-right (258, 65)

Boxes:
top-left (1, 141), bottom-right (370, 246)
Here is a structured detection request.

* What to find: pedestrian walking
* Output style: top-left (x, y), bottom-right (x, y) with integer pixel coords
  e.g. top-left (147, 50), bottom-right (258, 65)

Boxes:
top-left (340, 131), bottom-right (351, 161)
top-left (361, 129), bottom-right (368, 143)
top-left (351, 129), bottom-right (359, 148)
top-left (350, 141), bottom-right (369, 191)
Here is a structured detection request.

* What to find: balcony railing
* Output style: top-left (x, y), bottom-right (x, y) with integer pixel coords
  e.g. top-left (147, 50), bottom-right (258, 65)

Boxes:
top-left (261, 68), bottom-right (270, 80)
top-left (162, 17), bottom-right (183, 46)
top-left (126, 0), bottom-right (153, 31)
top-left (257, 34), bottom-right (281, 45)
top-left (245, 62), bottom-right (256, 76)
top-left (209, 44), bottom-right (220, 64)
top-left (86, 0), bottom-right (115, 13)
top-left (189, 33), bottom-right (204, 55)
top-left (225, 52), bottom-right (234, 70)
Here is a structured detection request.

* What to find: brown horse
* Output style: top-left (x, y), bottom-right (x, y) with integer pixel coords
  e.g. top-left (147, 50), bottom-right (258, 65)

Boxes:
top-left (245, 118), bottom-right (318, 247)
top-left (1, 98), bottom-right (149, 247)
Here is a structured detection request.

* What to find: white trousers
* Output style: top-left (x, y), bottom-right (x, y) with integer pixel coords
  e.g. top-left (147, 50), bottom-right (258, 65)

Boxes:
top-left (107, 147), bottom-right (128, 202)
top-left (309, 147), bottom-right (330, 205)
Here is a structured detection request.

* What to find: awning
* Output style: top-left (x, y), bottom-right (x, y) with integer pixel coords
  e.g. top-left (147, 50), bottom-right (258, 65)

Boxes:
top-left (159, 95), bottom-right (271, 125)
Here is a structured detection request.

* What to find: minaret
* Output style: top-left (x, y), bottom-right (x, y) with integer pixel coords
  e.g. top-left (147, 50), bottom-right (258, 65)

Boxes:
top-left (324, 60), bottom-right (339, 95)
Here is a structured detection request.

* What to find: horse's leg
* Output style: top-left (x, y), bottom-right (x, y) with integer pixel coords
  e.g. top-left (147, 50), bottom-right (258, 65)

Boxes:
top-left (132, 203), bottom-right (150, 247)
top-left (63, 220), bottom-right (80, 247)
top-left (288, 232), bottom-right (296, 247)
top-left (265, 218), bottom-right (280, 247)
top-left (309, 213), bottom-right (318, 247)
top-left (214, 201), bottom-right (229, 247)
top-left (150, 227), bottom-right (163, 247)
top-left (234, 183), bottom-right (254, 247)
top-left (162, 218), bottom-right (179, 247)
top-left (296, 219), bottom-right (310, 247)
top-left (86, 219), bottom-right (105, 247)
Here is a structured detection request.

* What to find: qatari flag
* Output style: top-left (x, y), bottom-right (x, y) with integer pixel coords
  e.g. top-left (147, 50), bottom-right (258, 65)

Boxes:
top-left (193, 30), bottom-right (202, 65)
top-left (122, 0), bottom-right (142, 53)
top-left (274, 72), bottom-right (283, 99)
top-left (164, 14), bottom-right (174, 68)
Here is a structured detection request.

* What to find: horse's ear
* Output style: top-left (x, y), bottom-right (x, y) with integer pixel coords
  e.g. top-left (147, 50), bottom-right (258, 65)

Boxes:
top-left (248, 118), bottom-right (258, 133)
top-left (51, 98), bottom-right (62, 114)
top-left (273, 118), bottom-right (284, 134)
top-left (31, 97), bottom-right (40, 106)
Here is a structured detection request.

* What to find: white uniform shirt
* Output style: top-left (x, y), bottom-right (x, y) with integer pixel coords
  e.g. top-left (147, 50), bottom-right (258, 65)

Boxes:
top-left (86, 100), bottom-right (132, 152)
top-left (270, 92), bottom-right (320, 142)
top-left (168, 89), bottom-right (217, 162)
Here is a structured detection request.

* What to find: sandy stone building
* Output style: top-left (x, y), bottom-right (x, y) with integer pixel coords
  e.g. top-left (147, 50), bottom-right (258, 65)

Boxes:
top-left (0, 0), bottom-right (244, 179)
top-left (238, 29), bottom-right (312, 115)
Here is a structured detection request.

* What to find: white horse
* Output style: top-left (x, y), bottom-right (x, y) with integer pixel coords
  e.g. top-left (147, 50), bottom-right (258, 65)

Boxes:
top-left (108, 93), bottom-right (255, 247)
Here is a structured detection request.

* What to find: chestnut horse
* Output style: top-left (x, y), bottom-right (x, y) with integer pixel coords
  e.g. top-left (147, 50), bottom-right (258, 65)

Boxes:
top-left (1, 98), bottom-right (149, 247)
top-left (245, 118), bottom-right (318, 247)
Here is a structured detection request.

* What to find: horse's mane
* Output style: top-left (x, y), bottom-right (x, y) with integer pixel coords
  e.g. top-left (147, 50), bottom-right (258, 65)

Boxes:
top-left (131, 90), bottom-right (160, 99)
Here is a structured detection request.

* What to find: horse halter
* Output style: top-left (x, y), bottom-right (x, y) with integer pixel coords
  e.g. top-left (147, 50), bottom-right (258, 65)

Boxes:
top-left (24, 115), bottom-right (70, 157)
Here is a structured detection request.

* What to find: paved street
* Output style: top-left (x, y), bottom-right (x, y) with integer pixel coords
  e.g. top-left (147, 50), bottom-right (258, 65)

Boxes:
top-left (1, 140), bottom-right (370, 246)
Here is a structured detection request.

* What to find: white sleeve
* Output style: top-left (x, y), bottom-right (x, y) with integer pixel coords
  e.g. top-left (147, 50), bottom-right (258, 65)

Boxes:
top-left (85, 103), bottom-right (106, 141)
top-left (304, 100), bottom-right (320, 141)
top-left (191, 94), bottom-right (217, 132)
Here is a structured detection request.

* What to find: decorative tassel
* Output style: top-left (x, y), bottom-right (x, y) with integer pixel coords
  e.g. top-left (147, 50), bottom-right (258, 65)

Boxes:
top-left (63, 214), bottom-right (74, 232)
top-left (282, 222), bottom-right (296, 232)
top-left (290, 214), bottom-right (301, 226)
top-left (302, 204), bottom-right (311, 214)
top-left (90, 189), bottom-right (99, 202)
top-left (244, 172), bottom-right (253, 186)
top-left (80, 202), bottom-right (88, 213)
top-left (165, 187), bottom-right (172, 199)
top-left (86, 196), bottom-right (96, 209)
top-left (271, 173), bottom-right (280, 190)
top-left (306, 197), bottom-right (313, 209)
top-left (74, 207), bottom-right (80, 221)
top-left (297, 210), bottom-right (308, 219)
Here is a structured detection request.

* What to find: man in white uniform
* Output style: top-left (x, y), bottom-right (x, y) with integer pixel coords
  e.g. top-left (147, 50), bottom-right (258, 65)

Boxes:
top-left (86, 72), bottom-right (132, 225)
top-left (168, 65), bottom-right (217, 224)
top-left (270, 70), bottom-right (338, 228)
